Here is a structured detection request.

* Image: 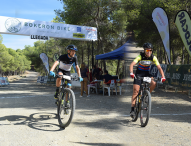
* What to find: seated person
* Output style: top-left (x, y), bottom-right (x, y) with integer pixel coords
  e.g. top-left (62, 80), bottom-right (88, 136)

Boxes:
top-left (100, 74), bottom-right (103, 80)
top-left (103, 70), bottom-right (113, 85)
top-left (90, 77), bottom-right (97, 84)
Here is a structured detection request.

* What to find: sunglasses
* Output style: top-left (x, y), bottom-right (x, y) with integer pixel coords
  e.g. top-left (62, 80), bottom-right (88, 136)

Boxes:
top-left (145, 49), bottom-right (152, 52)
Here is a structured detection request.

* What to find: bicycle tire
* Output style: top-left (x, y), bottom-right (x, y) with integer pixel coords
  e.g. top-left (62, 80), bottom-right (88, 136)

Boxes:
top-left (57, 88), bottom-right (76, 128)
top-left (132, 95), bottom-right (140, 122)
top-left (140, 90), bottom-right (151, 127)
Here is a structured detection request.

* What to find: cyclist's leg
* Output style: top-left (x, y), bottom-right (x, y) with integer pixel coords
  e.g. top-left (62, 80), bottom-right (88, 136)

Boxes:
top-left (131, 84), bottom-right (140, 107)
top-left (54, 70), bottom-right (63, 99)
top-left (130, 84), bottom-right (140, 118)
top-left (61, 70), bottom-right (71, 101)
top-left (130, 77), bottom-right (141, 115)
top-left (56, 72), bottom-right (63, 86)
top-left (65, 81), bottom-right (72, 101)
top-left (65, 81), bottom-right (72, 108)
top-left (147, 69), bottom-right (156, 93)
top-left (149, 78), bottom-right (156, 93)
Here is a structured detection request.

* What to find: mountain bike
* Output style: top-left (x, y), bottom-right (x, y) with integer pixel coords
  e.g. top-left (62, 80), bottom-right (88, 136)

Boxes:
top-left (55, 74), bottom-right (76, 128)
top-left (132, 76), bottom-right (161, 127)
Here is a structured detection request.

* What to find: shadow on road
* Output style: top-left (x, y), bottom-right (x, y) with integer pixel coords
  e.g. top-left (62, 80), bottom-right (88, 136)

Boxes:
top-left (1, 70), bottom-right (191, 131)
top-left (0, 112), bottom-right (65, 131)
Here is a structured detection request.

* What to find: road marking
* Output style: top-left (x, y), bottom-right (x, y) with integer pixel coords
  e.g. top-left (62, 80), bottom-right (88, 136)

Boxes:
top-left (119, 113), bottom-right (191, 117)
top-left (0, 96), bottom-right (36, 99)
top-left (87, 113), bottom-right (191, 118)
top-left (151, 113), bottom-right (191, 116)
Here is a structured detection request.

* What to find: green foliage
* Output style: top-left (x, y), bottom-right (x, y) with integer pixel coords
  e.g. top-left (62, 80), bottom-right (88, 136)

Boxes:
top-left (2, 0), bottom-right (191, 77)
top-left (0, 36), bottom-right (31, 75)
top-left (122, 0), bottom-right (191, 64)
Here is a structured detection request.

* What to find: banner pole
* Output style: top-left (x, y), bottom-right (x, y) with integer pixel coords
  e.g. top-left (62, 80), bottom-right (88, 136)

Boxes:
top-left (92, 40), bottom-right (94, 68)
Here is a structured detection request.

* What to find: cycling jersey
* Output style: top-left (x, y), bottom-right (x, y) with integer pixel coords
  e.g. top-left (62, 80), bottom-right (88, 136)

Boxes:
top-left (133, 52), bottom-right (160, 85)
top-left (57, 54), bottom-right (78, 71)
top-left (133, 52), bottom-right (159, 71)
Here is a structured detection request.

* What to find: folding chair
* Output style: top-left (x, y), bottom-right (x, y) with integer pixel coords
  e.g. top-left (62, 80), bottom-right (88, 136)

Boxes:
top-left (88, 82), bottom-right (97, 94)
top-left (117, 79), bottom-right (128, 95)
top-left (103, 80), bottom-right (117, 96)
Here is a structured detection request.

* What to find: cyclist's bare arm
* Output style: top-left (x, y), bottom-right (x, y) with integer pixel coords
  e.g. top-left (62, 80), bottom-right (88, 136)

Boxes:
top-left (156, 65), bottom-right (165, 78)
top-left (75, 65), bottom-right (82, 78)
top-left (129, 61), bottom-right (137, 73)
top-left (50, 61), bottom-right (59, 72)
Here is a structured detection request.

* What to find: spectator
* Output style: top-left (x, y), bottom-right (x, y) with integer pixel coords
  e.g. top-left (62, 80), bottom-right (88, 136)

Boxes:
top-left (92, 65), bottom-right (96, 79)
top-left (86, 65), bottom-right (90, 82)
top-left (102, 70), bottom-right (113, 94)
top-left (103, 70), bottom-right (113, 85)
top-left (89, 69), bottom-right (93, 82)
top-left (80, 63), bottom-right (89, 97)
top-left (94, 64), bottom-right (102, 80)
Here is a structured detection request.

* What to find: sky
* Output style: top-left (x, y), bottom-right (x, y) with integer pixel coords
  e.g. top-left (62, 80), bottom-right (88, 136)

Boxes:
top-left (0, 0), bottom-right (64, 50)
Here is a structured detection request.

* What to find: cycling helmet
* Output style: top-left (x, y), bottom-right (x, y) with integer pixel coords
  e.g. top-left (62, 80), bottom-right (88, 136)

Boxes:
top-left (143, 42), bottom-right (153, 49)
top-left (66, 44), bottom-right (78, 51)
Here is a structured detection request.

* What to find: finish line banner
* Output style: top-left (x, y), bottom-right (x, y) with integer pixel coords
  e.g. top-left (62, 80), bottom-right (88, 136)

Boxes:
top-left (0, 16), bottom-right (97, 41)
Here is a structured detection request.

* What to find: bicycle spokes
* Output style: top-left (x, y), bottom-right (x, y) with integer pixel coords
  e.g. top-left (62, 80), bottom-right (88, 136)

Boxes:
top-left (57, 88), bottom-right (75, 128)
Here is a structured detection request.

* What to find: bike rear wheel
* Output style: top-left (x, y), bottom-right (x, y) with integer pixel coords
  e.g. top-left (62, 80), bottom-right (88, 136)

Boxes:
top-left (140, 90), bottom-right (151, 127)
top-left (57, 88), bottom-right (76, 128)
top-left (132, 95), bottom-right (140, 122)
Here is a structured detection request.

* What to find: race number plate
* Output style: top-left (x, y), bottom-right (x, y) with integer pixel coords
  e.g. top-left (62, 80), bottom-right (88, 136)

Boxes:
top-left (143, 77), bottom-right (151, 83)
top-left (63, 75), bottom-right (71, 80)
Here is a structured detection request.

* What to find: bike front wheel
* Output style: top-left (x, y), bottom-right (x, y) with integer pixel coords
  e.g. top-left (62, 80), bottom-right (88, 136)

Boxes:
top-left (57, 88), bottom-right (76, 128)
top-left (140, 90), bottom-right (151, 127)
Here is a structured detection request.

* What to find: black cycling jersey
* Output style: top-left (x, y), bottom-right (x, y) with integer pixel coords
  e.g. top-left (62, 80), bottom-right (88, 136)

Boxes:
top-left (57, 54), bottom-right (78, 71)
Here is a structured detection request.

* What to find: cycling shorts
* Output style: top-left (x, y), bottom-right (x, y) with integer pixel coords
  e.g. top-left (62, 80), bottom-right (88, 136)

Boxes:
top-left (133, 70), bottom-right (152, 86)
top-left (57, 68), bottom-right (72, 86)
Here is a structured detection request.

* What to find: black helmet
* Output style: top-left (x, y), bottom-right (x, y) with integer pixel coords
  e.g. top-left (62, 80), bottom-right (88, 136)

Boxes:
top-left (143, 42), bottom-right (153, 49)
top-left (66, 44), bottom-right (78, 51)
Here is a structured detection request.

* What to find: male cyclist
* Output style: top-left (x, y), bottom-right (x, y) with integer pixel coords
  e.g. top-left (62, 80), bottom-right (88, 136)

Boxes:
top-left (129, 42), bottom-right (166, 118)
top-left (49, 44), bottom-right (83, 106)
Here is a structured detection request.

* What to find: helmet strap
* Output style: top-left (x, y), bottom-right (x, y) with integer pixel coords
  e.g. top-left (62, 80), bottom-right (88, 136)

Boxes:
top-left (68, 50), bottom-right (72, 58)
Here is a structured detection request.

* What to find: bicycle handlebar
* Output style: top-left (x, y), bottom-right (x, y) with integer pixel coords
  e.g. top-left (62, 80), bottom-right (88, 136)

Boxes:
top-left (55, 74), bottom-right (82, 81)
top-left (55, 74), bottom-right (71, 80)
top-left (135, 75), bottom-right (162, 83)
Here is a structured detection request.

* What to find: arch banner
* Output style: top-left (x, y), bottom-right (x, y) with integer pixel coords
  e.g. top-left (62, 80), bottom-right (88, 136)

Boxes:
top-left (0, 16), bottom-right (97, 41)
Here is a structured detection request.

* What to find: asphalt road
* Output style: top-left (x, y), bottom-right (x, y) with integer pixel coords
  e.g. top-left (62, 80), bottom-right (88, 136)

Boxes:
top-left (0, 71), bottom-right (191, 146)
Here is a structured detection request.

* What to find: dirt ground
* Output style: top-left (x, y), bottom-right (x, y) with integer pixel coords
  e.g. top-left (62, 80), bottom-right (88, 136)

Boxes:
top-left (0, 70), bottom-right (191, 146)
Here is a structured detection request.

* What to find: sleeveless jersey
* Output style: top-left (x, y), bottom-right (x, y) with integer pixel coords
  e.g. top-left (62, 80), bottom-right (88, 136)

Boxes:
top-left (133, 52), bottom-right (160, 71)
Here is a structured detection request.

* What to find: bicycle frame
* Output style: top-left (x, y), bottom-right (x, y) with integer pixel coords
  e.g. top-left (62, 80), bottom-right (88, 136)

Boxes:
top-left (56, 74), bottom-right (71, 101)
top-left (133, 76), bottom-right (161, 126)
top-left (59, 78), bottom-right (66, 94)
top-left (138, 76), bottom-right (161, 98)
top-left (55, 74), bottom-right (75, 128)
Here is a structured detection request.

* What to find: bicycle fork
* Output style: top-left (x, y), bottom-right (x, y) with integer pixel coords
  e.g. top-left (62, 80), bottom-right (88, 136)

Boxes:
top-left (138, 90), bottom-right (142, 112)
